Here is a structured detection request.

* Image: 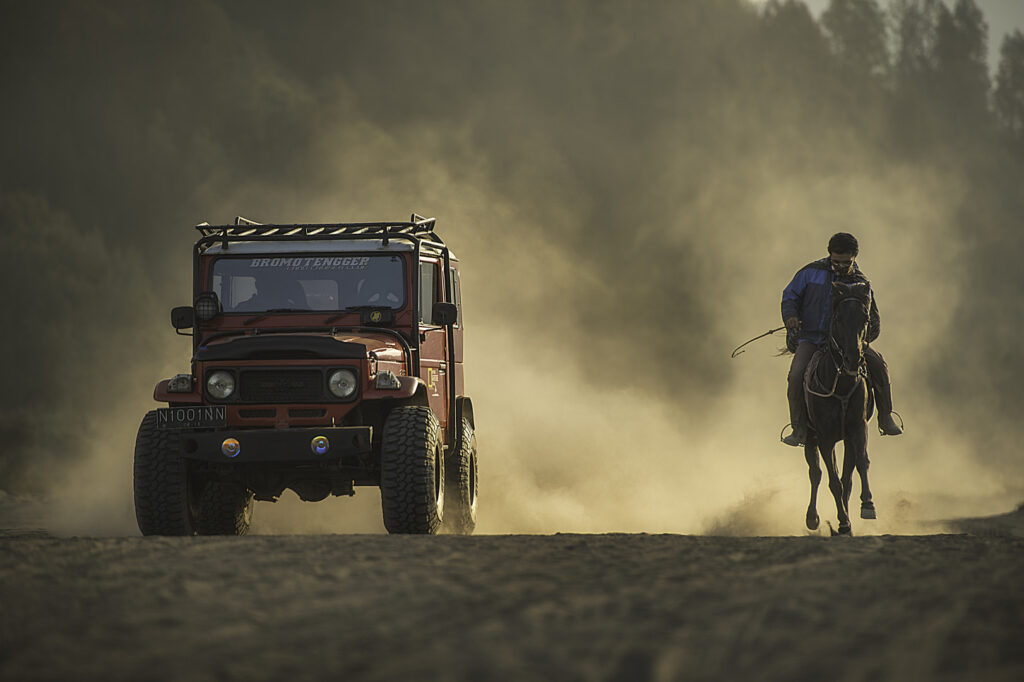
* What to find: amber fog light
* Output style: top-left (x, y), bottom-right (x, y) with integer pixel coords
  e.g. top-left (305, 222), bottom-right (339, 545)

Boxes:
top-left (206, 371), bottom-right (235, 399)
top-left (328, 369), bottom-right (357, 399)
top-left (221, 438), bottom-right (241, 458)
top-left (311, 436), bottom-right (330, 455)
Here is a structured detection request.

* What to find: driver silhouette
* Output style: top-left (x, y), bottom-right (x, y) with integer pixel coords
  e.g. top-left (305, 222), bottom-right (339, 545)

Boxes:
top-left (237, 271), bottom-right (308, 311)
top-left (356, 275), bottom-right (401, 307)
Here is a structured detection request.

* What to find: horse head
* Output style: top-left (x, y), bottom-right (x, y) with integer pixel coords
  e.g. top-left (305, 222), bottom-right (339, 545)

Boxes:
top-left (829, 280), bottom-right (871, 376)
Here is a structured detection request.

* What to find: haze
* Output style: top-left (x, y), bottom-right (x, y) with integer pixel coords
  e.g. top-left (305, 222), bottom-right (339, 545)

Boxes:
top-left (1, 0), bottom-right (1022, 535)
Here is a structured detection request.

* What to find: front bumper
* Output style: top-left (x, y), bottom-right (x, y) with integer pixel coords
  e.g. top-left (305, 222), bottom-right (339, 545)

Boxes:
top-left (179, 426), bottom-right (372, 464)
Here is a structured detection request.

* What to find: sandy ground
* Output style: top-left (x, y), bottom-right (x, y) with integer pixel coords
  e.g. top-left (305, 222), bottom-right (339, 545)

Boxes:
top-left (1, 509), bottom-right (1022, 682)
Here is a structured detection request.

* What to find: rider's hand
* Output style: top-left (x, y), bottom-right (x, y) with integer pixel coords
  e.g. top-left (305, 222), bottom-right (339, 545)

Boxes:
top-left (784, 316), bottom-right (801, 331)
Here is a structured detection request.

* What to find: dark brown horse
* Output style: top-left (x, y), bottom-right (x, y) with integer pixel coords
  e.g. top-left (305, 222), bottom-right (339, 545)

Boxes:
top-left (803, 280), bottom-right (875, 536)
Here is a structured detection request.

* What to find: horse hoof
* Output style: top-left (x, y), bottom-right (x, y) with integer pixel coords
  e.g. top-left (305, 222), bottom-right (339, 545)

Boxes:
top-left (861, 502), bottom-right (876, 520)
top-left (828, 521), bottom-right (852, 536)
top-left (806, 509), bottom-right (820, 531)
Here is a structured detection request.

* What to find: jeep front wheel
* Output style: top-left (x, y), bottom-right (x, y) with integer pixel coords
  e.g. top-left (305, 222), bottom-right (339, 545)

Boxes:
top-left (198, 480), bottom-right (254, 536)
top-left (133, 411), bottom-right (200, 536)
top-left (380, 406), bottom-right (445, 534)
top-left (443, 417), bottom-right (477, 535)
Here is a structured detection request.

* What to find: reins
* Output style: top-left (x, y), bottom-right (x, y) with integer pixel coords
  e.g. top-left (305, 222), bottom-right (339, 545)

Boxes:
top-left (805, 356), bottom-right (865, 401)
top-left (805, 355), bottom-right (866, 443)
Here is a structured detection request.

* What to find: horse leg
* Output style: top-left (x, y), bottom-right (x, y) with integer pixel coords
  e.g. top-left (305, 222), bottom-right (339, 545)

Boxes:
top-left (804, 437), bottom-right (821, 531)
top-left (843, 421), bottom-right (871, 523)
top-left (822, 440), bottom-right (851, 535)
top-left (858, 444), bottom-right (875, 520)
top-left (840, 439), bottom-right (858, 528)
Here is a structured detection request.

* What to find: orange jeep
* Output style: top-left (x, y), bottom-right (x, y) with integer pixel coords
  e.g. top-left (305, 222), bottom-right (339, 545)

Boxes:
top-left (133, 215), bottom-right (477, 535)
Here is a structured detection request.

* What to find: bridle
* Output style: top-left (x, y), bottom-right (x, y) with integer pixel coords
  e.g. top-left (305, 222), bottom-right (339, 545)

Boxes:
top-left (828, 296), bottom-right (869, 377)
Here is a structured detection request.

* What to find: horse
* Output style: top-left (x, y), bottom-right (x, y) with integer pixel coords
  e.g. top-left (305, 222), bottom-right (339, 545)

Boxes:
top-left (802, 280), bottom-right (875, 536)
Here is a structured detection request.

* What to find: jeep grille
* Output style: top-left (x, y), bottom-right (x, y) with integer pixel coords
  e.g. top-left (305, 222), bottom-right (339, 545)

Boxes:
top-left (239, 369), bottom-right (324, 403)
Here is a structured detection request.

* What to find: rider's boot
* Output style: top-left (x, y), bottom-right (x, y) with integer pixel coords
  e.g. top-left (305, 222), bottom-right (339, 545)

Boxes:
top-left (878, 412), bottom-right (903, 436)
top-left (782, 422), bottom-right (807, 447)
top-left (865, 347), bottom-right (902, 436)
top-left (784, 344), bottom-right (814, 447)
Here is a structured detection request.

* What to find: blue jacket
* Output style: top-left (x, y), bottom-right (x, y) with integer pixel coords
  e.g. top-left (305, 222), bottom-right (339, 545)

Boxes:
top-left (781, 258), bottom-right (880, 348)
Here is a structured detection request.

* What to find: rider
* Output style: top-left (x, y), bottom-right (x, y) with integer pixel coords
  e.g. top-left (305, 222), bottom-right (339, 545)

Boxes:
top-left (781, 232), bottom-right (903, 447)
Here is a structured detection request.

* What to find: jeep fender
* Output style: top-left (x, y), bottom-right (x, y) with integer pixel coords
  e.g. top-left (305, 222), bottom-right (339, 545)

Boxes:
top-left (384, 376), bottom-right (429, 405)
top-left (456, 396), bottom-right (475, 430)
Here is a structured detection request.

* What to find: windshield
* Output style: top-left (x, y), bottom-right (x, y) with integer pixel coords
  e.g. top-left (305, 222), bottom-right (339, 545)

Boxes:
top-left (211, 254), bottom-right (406, 313)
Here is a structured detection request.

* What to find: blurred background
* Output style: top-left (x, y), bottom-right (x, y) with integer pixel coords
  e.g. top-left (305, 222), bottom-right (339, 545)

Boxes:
top-left (1, 0), bottom-right (1022, 535)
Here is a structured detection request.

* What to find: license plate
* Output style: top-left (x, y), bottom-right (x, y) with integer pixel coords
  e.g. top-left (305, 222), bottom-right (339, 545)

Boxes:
top-left (157, 406), bottom-right (226, 429)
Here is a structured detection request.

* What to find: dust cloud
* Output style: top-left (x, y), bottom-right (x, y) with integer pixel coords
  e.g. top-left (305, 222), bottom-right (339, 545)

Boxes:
top-left (1, 0), bottom-right (1021, 536)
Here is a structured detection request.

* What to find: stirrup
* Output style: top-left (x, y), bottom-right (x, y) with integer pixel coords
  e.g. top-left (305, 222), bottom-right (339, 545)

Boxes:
top-left (780, 423), bottom-right (804, 447)
top-left (877, 411), bottom-right (904, 436)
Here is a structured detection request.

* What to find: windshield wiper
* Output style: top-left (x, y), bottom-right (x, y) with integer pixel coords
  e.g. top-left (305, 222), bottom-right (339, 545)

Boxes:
top-left (243, 309), bottom-right (312, 325)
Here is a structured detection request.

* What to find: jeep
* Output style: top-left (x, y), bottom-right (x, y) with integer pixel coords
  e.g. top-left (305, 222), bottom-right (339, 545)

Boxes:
top-left (133, 215), bottom-right (477, 535)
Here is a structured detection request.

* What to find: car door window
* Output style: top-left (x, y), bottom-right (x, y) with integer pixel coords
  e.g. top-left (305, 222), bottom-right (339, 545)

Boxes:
top-left (419, 262), bottom-right (437, 324)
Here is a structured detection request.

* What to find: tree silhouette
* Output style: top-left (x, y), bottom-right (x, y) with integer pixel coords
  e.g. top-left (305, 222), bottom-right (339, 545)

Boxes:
top-left (758, 0), bottom-right (832, 113)
top-left (932, 0), bottom-right (990, 134)
top-left (995, 29), bottom-right (1024, 141)
top-left (889, 0), bottom-right (943, 81)
top-left (822, 0), bottom-right (890, 79)
top-left (761, 0), bottom-right (830, 66)
top-left (887, 0), bottom-right (943, 153)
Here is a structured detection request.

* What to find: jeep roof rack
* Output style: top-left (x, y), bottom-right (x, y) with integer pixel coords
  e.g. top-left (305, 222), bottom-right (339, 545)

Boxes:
top-left (193, 213), bottom-right (444, 253)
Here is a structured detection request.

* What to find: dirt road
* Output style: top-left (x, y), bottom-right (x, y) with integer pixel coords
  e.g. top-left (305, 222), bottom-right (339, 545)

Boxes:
top-left (1, 527), bottom-right (1022, 682)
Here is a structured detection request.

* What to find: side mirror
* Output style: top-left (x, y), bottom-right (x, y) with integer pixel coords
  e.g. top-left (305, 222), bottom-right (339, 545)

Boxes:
top-left (432, 301), bottom-right (458, 327)
top-left (171, 306), bottom-right (195, 330)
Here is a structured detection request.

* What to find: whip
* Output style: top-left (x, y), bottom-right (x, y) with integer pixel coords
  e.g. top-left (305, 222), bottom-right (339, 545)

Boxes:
top-left (731, 326), bottom-right (786, 358)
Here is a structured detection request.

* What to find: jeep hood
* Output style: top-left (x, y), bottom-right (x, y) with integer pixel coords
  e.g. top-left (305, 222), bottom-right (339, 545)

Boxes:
top-left (195, 331), bottom-right (403, 362)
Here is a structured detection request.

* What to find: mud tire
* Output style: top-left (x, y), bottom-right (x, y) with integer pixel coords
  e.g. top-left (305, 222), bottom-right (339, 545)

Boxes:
top-left (198, 481), bottom-right (254, 536)
top-left (380, 406), bottom-right (445, 534)
top-left (443, 418), bottom-right (478, 535)
top-left (133, 411), bottom-right (199, 536)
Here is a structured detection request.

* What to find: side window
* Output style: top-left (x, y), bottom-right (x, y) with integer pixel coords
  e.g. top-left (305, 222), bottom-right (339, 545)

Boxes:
top-left (451, 267), bottom-right (462, 328)
top-left (419, 262), bottom-right (437, 324)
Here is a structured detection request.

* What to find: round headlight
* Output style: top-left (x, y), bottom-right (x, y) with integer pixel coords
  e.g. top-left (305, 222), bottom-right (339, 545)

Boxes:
top-left (206, 370), bottom-right (235, 399)
top-left (328, 369), bottom-right (357, 399)
top-left (194, 292), bottom-right (221, 322)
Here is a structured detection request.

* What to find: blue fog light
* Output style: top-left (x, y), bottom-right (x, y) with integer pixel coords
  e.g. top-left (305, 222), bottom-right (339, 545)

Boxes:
top-left (221, 438), bottom-right (241, 458)
top-left (311, 436), bottom-right (330, 455)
